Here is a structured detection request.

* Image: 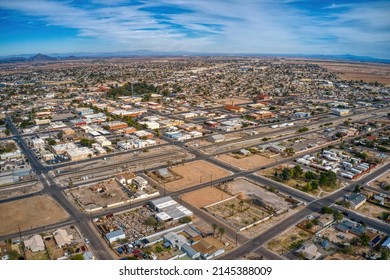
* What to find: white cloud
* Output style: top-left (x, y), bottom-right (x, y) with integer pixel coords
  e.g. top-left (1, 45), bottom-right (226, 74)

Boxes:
top-left (0, 0), bottom-right (389, 58)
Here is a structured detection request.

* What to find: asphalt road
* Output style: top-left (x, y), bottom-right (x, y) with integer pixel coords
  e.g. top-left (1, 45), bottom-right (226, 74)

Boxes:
top-left (219, 162), bottom-right (390, 259)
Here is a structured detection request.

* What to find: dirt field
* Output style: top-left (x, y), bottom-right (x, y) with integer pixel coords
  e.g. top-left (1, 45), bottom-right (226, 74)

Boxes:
top-left (318, 225), bottom-right (358, 244)
top-left (266, 226), bottom-right (312, 255)
top-left (225, 178), bottom-right (292, 211)
top-left (217, 153), bottom-right (275, 170)
top-left (181, 186), bottom-right (233, 208)
top-left (68, 179), bottom-right (130, 211)
top-left (317, 62), bottom-right (390, 84)
top-left (164, 161), bottom-right (230, 192)
top-left (0, 196), bottom-right (69, 236)
top-left (370, 170), bottom-right (390, 186)
top-left (0, 181), bottom-right (43, 200)
top-left (205, 197), bottom-right (271, 230)
top-left (357, 203), bottom-right (389, 221)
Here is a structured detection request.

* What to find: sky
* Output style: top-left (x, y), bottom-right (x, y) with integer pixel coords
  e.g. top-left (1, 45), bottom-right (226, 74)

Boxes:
top-left (0, 0), bottom-right (389, 58)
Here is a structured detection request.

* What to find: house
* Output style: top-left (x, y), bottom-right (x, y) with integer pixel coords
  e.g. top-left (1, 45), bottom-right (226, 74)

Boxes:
top-left (53, 229), bottom-right (73, 248)
top-left (115, 172), bottom-right (136, 185)
top-left (105, 229), bottom-right (126, 243)
top-left (163, 232), bottom-right (188, 250)
top-left (133, 176), bottom-right (148, 190)
top-left (295, 241), bottom-right (321, 259)
top-left (24, 235), bottom-right (45, 252)
top-left (336, 219), bottom-right (366, 236)
top-left (191, 236), bottom-right (225, 260)
top-left (345, 193), bottom-right (367, 209)
top-left (381, 237), bottom-right (390, 249)
top-left (317, 214), bottom-right (334, 227)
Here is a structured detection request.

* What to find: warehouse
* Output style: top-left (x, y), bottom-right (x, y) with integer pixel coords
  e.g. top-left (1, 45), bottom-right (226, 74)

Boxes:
top-left (150, 196), bottom-right (193, 222)
top-left (105, 229), bottom-right (126, 243)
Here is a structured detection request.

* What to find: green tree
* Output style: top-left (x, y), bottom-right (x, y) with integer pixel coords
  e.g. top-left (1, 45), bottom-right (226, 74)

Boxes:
top-left (155, 246), bottom-right (163, 253)
top-left (292, 165), bottom-right (303, 179)
top-left (322, 206), bottom-right (334, 214)
top-left (179, 216), bottom-right (192, 224)
top-left (333, 211), bottom-right (343, 221)
top-left (212, 223), bottom-right (218, 237)
top-left (218, 227), bottom-right (226, 242)
top-left (281, 167), bottom-right (292, 181)
top-left (47, 138), bottom-right (56, 146)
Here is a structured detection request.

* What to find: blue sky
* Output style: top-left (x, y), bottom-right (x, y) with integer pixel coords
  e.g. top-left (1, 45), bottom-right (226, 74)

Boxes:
top-left (0, 0), bottom-right (389, 58)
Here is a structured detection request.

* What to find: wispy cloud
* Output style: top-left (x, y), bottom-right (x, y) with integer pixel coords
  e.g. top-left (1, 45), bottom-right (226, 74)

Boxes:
top-left (0, 0), bottom-right (389, 58)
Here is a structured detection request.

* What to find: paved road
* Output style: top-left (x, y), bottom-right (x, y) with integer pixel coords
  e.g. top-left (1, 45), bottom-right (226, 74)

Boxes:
top-left (4, 117), bottom-right (114, 260)
top-left (219, 162), bottom-right (390, 259)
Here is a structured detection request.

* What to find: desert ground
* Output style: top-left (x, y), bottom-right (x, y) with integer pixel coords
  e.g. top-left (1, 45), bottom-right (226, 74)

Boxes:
top-left (164, 160), bottom-right (230, 192)
top-left (217, 153), bottom-right (275, 170)
top-left (181, 186), bottom-right (233, 208)
top-left (0, 195), bottom-right (69, 236)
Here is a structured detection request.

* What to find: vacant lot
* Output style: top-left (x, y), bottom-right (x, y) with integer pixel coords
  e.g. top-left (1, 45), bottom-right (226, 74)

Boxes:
top-left (181, 186), bottom-right (233, 208)
top-left (266, 226), bottom-right (312, 255)
top-left (225, 178), bottom-right (292, 211)
top-left (68, 179), bottom-right (130, 211)
top-left (0, 195), bottom-right (69, 236)
top-left (318, 225), bottom-right (359, 244)
top-left (205, 197), bottom-right (271, 230)
top-left (164, 161), bottom-right (230, 192)
top-left (317, 62), bottom-right (390, 84)
top-left (217, 153), bottom-right (275, 170)
top-left (357, 202), bottom-right (389, 221)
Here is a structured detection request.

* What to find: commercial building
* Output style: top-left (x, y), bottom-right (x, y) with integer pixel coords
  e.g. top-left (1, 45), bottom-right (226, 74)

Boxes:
top-left (105, 229), bottom-right (126, 243)
top-left (150, 196), bottom-right (193, 222)
top-left (66, 147), bottom-right (93, 161)
top-left (105, 121), bottom-right (128, 131)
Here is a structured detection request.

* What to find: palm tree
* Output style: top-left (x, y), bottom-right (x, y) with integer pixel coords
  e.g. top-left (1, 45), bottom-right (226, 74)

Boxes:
top-left (239, 200), bottom-right (244, 212)
top-left (212, 223), bottom-right (218, 237)
top-left (229, 203), bottom-right (235, 216)
top-left (218, 227), bottom-right (226, 242)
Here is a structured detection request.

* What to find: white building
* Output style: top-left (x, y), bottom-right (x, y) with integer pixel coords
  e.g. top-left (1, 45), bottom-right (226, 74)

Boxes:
top-left (53, 229), bottom-right (73, 248)
top-left (94, 135), bottom-right (111, 147)
top-left (24, 235), bottom-right (45, 252)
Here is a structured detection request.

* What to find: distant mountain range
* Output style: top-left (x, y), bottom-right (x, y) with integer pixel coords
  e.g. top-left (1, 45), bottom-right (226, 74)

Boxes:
top-left (0, 51), bottom-right (389, 64)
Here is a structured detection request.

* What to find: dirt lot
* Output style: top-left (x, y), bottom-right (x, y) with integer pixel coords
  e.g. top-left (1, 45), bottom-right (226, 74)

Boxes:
top-left (225, 178), bottom-right (293, 211)
top-left (369, 170), bottom-right (390, 189)
top-left (0, 181), bottom-right (43, 200)
top-left (356, 203), bottom-right (389, 221)
top-left (68, 179), bottom-right (130, 210)
top-left (217, 153), bottom-right (275, 170)
top-left (205, 197), bottom-right (271, 230)
top-left (164, 161), bottom-right (231, 192)
top-left (0, 195), bottom-right (69, 236)
top-left (317, 62), bottom-right (390, 84)
top-left (181, 186), bottom-right (232, 208)
top-left (266, 226), bottom-right (312, 255)
top-left (317, 225), bottom-right (357, 243)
